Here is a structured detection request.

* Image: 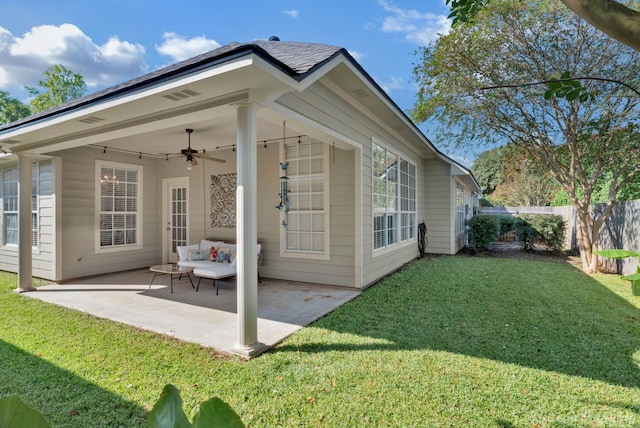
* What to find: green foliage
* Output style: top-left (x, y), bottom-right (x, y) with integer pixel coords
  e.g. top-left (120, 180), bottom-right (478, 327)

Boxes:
top-left (148, 384), bottom-right (244, 428)
top-left (26, 65), bottom-right (86, 114)
top-left (518, 214), bottom-right (566, 251)
top-left (0, 396), bottom-right (50, 428)
top-left (471, 146), bottom-right (503, 194)
top-left (496, 214), bottom-right (521, 236)
top-left (466, 215), bottom-right (499, 250)
top-left (445, 0), bottom-right (490, 25)
top-left (0, 91), bottom-right (30, 125)
top-left (544, 72), bottom-right (594, 102)
top-left (595, 249), bottom-right (640, 295)
top-left (0, 385), bottom-right (244, 428)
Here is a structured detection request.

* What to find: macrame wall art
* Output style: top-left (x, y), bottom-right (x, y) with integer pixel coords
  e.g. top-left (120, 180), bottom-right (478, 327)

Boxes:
top-left (210, 173), bottom-right (236, 228)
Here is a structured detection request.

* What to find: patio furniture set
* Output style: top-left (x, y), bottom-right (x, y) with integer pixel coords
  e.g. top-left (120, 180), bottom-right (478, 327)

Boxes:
top-left (149, 238), bottom-right (263, 294)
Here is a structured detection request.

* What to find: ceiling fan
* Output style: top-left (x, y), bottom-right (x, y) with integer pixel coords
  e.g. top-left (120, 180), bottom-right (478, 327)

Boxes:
top-left (173, 128), bottom-right (225, 169)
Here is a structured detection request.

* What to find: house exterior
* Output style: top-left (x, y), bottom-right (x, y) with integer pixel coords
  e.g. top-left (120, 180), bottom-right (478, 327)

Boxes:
top-left (0, 39), bottom-right (479, 356)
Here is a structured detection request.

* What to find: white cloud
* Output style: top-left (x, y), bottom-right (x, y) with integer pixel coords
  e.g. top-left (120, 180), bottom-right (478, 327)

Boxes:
top-left (0, 24), bottom-right (147, 89)
top-left (378, 0), bottom-right (451, 45)
top-left (380, 75), bottom-right (404, 94)
top-left (156, 32), bottom-right (221, 62)
top-left (283, 9), bottom-right (299, 18)
top-left (348, 49), bottom-right (364, 62)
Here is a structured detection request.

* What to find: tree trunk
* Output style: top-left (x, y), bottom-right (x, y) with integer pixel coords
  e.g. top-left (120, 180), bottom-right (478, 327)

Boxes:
top-left (575, 206), bottom-right (605, 274)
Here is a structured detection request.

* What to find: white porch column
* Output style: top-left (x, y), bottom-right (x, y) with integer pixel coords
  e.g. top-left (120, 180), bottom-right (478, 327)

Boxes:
top-left (16, 154), bottom-right (35, 292)
top-left (232, 101), bottom-right (266, 358)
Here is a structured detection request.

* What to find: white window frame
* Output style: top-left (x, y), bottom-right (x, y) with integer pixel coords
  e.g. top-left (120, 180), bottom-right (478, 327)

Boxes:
top-left (455, 182), bottom-right (466, 238)
top-left (1, 162), bottom-right (42, 250)
top-left (95, 160), bottom-right (143, 253)
top-left (372, 141), bottom-right (417, 253)
top-left (279, 139), bottom-right (330, 260)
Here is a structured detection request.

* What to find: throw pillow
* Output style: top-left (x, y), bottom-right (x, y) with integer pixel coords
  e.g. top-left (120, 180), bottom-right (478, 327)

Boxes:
top-left (216, 247), bottom-right (230, 263)
top-left (209, 246), bottom-right (219, 261)
top-left (187, 249), bottom-right (207, 261)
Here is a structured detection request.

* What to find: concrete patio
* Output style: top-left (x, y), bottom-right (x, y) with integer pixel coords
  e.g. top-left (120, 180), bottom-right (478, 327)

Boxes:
top-left (22, 269), bottom-right (360, 357)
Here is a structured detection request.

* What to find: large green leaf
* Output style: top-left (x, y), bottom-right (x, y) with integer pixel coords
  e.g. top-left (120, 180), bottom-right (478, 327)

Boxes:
top-left (147, 385), bottom-right (191, 428)
top-left (622, 272), bottom-right (640, 282)
top-left (0, 396), bottom-right (51, 428)
top-left (595, 249), bottom-right (640, 259)
top-left (192, 397), bottom-right (245, 428)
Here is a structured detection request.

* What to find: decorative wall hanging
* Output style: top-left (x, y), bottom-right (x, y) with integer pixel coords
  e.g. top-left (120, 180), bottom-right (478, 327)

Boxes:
top-left (210, 173), bottom-right (236, 228)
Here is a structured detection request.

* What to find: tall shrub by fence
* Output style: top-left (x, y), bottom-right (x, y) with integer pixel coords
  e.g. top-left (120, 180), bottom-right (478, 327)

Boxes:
top-left (479, 200), bottom-right (640, 276)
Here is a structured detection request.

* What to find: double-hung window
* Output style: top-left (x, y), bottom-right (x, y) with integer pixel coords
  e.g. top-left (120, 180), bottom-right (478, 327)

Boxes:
top-left (281, 139), bottom-right (329, 257)
top-left (373, 143), bottom-right (416, 250)
top-left (96, 161), bottom-right (142, 252)
top-left (1, 162), bottom-right (44, 248)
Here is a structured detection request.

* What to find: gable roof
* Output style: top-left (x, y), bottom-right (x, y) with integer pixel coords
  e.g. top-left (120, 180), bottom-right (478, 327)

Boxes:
top-left (0, 38), bottom-right (480, 191)
top-left (0, 40), bottom-right (344, 132)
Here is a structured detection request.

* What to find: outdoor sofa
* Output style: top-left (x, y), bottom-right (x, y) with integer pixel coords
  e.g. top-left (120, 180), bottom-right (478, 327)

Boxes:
top-left (177, 238), bottom-right (263, 294)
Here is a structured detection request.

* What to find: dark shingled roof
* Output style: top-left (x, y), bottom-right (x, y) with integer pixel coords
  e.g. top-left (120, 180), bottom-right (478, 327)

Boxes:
top-left (0, 40), bottom-right (345, 131)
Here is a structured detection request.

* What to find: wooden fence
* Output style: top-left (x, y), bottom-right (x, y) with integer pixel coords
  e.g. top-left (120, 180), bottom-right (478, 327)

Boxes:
top-left (479, 200), bottom-right (640, 276)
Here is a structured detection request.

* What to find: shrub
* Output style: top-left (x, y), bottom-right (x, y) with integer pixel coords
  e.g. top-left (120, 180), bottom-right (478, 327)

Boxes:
top-left (496, 215), bottom-right (521, 237)
top-left (466, 215), bottom-right (499, 250)
top-left (516, 214), bottom-right (566, 251)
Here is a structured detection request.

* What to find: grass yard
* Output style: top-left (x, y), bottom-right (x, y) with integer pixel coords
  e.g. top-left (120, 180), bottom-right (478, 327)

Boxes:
top-left (1, 255), bottom-right (639, 427)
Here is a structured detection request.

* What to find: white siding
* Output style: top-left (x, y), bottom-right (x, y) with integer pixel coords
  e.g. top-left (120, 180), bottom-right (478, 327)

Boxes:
top-left (259, 144), bottom-right (356, 287)
top-left (55, 146), bottom-right (161, 281)
top-left (274, 82), bottom-right (428, 287)
top-left (423, 158), bottom-right (455, 255)
top-left (0, 159), bottom-right (57, 280)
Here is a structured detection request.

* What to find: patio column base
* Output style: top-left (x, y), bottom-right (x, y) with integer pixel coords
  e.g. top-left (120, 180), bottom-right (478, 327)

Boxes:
top-left (231, 342), bottom-right (268, 359)
top-left (14, 286), bottom-right (36, 293)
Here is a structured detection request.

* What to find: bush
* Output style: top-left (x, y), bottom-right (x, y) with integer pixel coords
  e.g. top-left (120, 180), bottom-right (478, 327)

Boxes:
top-left (496, 215), bottom-right (522, 237)
top-left (516, 214), bottom-right (566, 251)
top-left (466, 215), bottom-right (500, 251)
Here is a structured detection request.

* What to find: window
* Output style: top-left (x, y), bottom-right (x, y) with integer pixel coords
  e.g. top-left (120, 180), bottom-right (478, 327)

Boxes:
top-left (456, 183), bottom-right (465, 237)
top-left (373, 143), bottom-right (416, 250)
top-left (2, 167), bottom-right (18, 245)
top-left (97, 162), bottom-right (142, 251)
top-left (281, 140), bottom-right (328, 255)
top-left (0, 163), bottom-right (44, 247)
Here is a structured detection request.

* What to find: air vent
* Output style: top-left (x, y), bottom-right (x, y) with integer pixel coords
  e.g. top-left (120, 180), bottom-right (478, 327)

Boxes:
top-left (78, 116), bottom-right (106, 124)
top-left (162, 89), bottom-right (201, 102)
top-left (351, 88), bottom-right (370, 98)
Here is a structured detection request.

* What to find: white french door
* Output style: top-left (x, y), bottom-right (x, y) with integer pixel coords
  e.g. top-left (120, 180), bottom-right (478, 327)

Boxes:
top-left (162, 177), bottom-right (189, 263)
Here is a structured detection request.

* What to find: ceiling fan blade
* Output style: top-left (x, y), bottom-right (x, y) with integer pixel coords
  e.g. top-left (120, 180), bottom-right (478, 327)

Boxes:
top-left (190, 156), bottom-right (198, 166)
top-left (196, 153), bottom-right (226, 163)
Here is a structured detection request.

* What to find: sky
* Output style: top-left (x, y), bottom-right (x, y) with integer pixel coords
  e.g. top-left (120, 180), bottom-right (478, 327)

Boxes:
top-left (0, 0), bottom-right (474, 166)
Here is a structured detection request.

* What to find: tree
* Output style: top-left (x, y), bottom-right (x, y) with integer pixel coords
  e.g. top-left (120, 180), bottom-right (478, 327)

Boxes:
top-left (487, 145), bottom-right (557, 207)
top-left (413, 0), bottom-right (640, 273)
top-left (0, 91), bottom-right (30, 125)
top-left (446, 0), bottom-right (640, 53)
top-left (470, 146), bottom-right (503, 195)
top-left (27, 64), bottom-right (86, 114)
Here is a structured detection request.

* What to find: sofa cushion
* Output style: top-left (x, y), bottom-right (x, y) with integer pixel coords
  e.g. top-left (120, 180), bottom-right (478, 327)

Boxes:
top-left (193, 264), bottom-right (237, 279)
top-left (177, 244), bottom-right (199, 262)
top-left (199, 239), bottom-right (222, 253)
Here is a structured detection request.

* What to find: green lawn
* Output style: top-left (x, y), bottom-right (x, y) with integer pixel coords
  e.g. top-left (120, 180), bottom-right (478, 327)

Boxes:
top-left (1, 256), bottom-right (639, 427)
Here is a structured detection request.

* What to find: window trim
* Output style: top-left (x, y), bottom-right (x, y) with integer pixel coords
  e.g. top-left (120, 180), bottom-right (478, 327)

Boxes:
top-left (95, 160), bottom-right (143, 254)
top-left (371, 140), bottom-right (417, 255)
top-left (0, 162), bottom-right (42, 251)
top-left (279, 140), bottom-right (331, 260)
